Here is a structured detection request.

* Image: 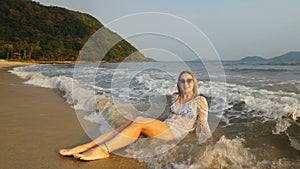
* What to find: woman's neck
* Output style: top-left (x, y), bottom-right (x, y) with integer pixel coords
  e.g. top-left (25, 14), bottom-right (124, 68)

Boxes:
top-left (180, 92), bottom-right (193, 101)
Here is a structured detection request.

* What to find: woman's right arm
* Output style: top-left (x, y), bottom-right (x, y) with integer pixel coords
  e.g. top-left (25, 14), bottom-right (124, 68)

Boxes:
top-left (165, 93), bottom-right (179, 120)
top-left (171, 92), bottom-right (179, 103)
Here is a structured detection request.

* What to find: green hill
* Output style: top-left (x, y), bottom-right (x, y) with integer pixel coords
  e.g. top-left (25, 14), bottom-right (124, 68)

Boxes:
top-left (0, 0), bottom-right (150, 62)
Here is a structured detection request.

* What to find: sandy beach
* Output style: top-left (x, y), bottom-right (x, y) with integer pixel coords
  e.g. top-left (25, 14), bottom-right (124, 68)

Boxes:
top-left (0, 61), bottom-right (146, 169)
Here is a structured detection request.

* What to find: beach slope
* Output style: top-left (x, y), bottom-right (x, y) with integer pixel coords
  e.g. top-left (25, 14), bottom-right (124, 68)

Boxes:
top-left (0, 63), bottom-right (146, 169)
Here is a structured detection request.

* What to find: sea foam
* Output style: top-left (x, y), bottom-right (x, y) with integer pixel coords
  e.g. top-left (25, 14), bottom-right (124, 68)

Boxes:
top-left (10, 67), bottom-right (105, 112)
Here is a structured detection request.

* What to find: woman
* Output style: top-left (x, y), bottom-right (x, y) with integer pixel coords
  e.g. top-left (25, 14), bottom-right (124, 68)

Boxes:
top-left (59, 70), bottom-right (212, 161)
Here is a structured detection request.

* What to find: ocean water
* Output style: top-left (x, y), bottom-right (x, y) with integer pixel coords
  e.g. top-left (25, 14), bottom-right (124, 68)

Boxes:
top-left (10, 61), bottom-right (300, 169)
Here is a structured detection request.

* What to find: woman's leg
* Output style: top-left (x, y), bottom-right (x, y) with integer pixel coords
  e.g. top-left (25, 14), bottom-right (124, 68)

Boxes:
top-left (74, 116), bottom-right (175, 161)
top-left (59, 121), bottom-right (133, 156)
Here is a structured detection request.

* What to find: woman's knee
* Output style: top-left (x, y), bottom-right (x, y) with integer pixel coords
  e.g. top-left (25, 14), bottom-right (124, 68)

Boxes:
top-left (125, 117), bottom-right (145, 131)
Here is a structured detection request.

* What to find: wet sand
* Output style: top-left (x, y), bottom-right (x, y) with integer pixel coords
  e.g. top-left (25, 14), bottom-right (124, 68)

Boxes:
top-left (0, 62), bottom-right (146, 169)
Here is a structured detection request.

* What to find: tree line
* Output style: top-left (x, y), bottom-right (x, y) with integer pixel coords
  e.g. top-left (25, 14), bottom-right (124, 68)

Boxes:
top-left (0, 0), bottom-right (147, 62)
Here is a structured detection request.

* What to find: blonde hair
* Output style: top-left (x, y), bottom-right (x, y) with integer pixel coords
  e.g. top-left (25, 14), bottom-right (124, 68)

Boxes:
top-left (175, 70), bottom-right (199, 101)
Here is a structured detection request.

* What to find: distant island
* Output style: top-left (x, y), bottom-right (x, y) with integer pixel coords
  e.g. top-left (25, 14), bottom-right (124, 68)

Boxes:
top-left (0, 0), bottom-right (152, 62)
top-left (240, 51), bottom-right (300, 65)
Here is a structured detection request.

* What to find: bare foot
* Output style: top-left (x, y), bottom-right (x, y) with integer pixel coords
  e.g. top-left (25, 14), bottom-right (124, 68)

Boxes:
top-left (59, 144), bottom-right (92, 156)
top-left (73, 146), bottom-right (109, 161)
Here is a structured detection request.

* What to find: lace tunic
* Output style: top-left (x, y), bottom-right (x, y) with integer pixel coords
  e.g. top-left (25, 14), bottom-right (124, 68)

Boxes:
top-left (164, 95), bottom-right (203, 139)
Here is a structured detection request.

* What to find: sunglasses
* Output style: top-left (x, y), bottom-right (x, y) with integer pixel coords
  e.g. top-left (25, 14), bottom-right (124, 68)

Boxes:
top-left (179, 78), bottom-right (193, 84)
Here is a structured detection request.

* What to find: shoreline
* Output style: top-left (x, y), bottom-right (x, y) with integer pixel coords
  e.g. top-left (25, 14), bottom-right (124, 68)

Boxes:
top-left (0, 58), bottom-right (156, 65)
top-left (0, 62), bottom-right (146, 169)
top-left (0, 59), bottom-right (80, 65)
top-left (0, 59), bottom-right (34, 68)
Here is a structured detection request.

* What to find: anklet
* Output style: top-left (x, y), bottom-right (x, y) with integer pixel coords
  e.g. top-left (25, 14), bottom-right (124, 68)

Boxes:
top-left (103, 143), bottom-right (110, 153)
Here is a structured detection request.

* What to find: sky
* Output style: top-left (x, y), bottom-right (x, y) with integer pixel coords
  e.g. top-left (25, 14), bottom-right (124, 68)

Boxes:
top-left (36, 0), bottom-right (300, 61)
